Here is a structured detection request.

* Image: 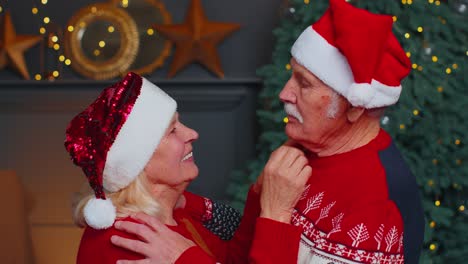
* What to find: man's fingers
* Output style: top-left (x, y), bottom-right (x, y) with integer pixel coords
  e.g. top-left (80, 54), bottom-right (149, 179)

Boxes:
top-left (114, 221), bottom-right (153, 242)
top-left (298, 165), bottom-right (313, 184)
top-left (111, 235), bottom-right (149, 256)
top-left (132, 213), bottom-right (165, 232)
top-left (116, 259), bottom-right (151, 264)
top-left (289, 155), bottom-right (309, 175)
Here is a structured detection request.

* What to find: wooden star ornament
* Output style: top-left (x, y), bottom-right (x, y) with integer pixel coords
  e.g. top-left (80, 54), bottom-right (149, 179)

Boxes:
top-left (153, 0), bottom-right (240, 78)
top-left (0, 12), bottom-right (42, 80)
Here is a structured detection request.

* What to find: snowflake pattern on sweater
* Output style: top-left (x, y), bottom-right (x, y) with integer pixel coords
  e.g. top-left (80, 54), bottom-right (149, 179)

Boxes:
top-left (293, 130), bottom-right (405, 264)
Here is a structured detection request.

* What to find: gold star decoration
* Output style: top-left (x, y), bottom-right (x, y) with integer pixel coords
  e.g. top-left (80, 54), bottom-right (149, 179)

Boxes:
top-left (153, 0), bottom-right (240, 78)
top-left (0, 12), bottom-right (42, 80)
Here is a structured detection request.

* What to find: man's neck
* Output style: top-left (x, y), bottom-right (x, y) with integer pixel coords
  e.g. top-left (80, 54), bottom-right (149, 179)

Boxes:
top-left (316, 118), bottom-right (380, 157)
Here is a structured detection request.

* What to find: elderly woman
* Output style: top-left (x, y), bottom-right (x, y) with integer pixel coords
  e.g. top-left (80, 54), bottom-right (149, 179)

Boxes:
top-left (66, 72), bottom-right (311, 264)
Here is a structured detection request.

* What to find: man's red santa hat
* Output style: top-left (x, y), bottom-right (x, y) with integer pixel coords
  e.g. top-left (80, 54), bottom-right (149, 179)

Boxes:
top-left (291, 0), bottom-right (411, 108)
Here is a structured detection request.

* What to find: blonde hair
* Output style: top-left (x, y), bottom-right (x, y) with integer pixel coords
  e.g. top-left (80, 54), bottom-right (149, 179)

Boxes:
top-left (72, 171), bottom-right (160, 227)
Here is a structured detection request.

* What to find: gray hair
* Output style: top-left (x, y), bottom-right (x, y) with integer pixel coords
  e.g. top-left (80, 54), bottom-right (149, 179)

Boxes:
top-left (326, 90), bottom-right (387, 119)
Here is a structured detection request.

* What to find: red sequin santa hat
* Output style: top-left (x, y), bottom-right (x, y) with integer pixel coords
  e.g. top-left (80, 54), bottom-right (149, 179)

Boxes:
top-left (291, 0), bottom-right (411, 108)
top-left (65, 72), bottom-right (176, 229)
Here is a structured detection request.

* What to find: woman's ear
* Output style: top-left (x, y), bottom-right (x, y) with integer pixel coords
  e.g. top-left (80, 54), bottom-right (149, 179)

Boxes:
top-left (346, 106), bottom-right (365, 123)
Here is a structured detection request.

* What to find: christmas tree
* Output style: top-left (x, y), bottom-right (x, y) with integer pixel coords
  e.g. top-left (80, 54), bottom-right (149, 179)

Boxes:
top-left (227, 0), bottom-right (468, 262)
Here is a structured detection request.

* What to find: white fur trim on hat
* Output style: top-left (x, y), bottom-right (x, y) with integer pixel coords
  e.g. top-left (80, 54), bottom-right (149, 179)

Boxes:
top-left (103, 77), bottom-right (177, 192)
top-left (84, 197), bottom-right (116, 229)
top-left (291, 26), bottom-right (402, 108)
top-left (347, 83), bottom-right (375, 107)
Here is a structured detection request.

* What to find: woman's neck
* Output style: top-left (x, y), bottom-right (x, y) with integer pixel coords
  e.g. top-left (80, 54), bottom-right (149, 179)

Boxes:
top-left (150, 184), bottom-right (185, 226)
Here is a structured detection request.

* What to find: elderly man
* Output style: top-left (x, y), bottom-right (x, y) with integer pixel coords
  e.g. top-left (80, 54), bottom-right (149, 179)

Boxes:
top-left (111, 0), bottom-right (424, 263)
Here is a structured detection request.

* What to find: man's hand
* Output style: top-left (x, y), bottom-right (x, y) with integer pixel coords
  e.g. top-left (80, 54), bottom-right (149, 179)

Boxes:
top-left (253, 140), bottom-right (305, 194)
top-left (259, 143), bottom-right (312, 223)
top-left (111, 213), bottom-right (195, 264)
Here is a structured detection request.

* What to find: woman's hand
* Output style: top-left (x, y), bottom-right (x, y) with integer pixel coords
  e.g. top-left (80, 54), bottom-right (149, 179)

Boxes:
top-left (111, 213), bottom-right (195, 264)
top-left (259, 143), bottom-right (312, 223)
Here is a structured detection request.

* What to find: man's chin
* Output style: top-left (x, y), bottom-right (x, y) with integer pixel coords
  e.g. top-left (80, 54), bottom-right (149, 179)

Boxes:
top-left (284, 124), bottom-right (299, 139)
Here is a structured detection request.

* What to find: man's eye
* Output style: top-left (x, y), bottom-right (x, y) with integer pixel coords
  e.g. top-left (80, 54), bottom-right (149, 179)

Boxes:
top-left (301, 80), bottom-right (311, 87)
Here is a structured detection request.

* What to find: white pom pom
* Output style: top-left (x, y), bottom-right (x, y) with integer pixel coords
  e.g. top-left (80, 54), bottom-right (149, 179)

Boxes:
top-left (347, 83), bottom-right (375, 108)
top-left (84, 197), bottom-right (116, 229)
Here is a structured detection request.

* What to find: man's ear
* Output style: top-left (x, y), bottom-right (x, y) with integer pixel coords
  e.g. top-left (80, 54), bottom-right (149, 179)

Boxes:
top-left (346, 106), bottom-right (365, 123)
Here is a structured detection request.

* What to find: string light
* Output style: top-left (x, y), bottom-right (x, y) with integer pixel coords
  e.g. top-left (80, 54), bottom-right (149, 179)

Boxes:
top-left (417, 27), bottom-right (423, 32)
top-left (67, 26), bottom-right (74, 32)
top-left (435, 200), bottom-right (441, 206)
top-left (437, 86), bottom-right (443, 92)
top-left (65, 59), bottom-right (72, 65)
top-left (428, 180), bottom-right (434, 186)
top-left (399, 124), bottom-right (405, 130)
top-left (406, 52), bottom-right (411, 58)
top-left (99, 41), bottom-right (106, 48)
top-left (108, 26), bottom-right (115, 33)
top-left (122, 0), bottom-right (129, 8)
top-left (455, 139), bottom-right (461, 145)
top-left (39, 27), bottom-right (46, 34)
top-left (418, 65), bottom-right (423, 71)
top-left (446, 68), bottom-right (452, 74)
top-left (407, 0), bottom-right (413, 4)
top-left (43, 17), bottom-right (50, 24)
top-left (32, 7), bottom-right (38, 14)
top-left (412, 63), bottom-right (418, 69)
top-left (432, 56), bottom-right (438, 62)
top-left (456, 159), bottom-right (462, 165)
top-left (53, 44), bottom-right (60, 50)
top-left (283, 117), bottom-right (289, 124)
top-left (460, 205), bottom-right (465, 212)
top-left (304, 0), bottom-right (310, 4)
top-left (34, 74), bottom-right (42, 81)
top-left (51, 36), bottom-right (58, 43)
top-left (435, 0), bottom-right (441, 5)
top-left (430, 221), bottom-right (436, 228)
top-left (452, 64), bottom-right (458, 69)
top-left (413, 110), bottom-right (419, 116)
top-left (428, 0), bottom-right (434, 3)
top-left (430, 244), bottom-right (437, 251)
top-left (52, 71), bottom-right (59, 78)
top-left (285, 64), bottom-right (291, 70)
top-left (401, 0), bottom-right (407, 4)
top-left (91, 6), bottom-right (97, 13)
top-left (147, 28), bottom-right (154, 36)
top-left (405, 33), bottom-right (411, 39)
top-left (41, 0), bottom-right (48, 4)
top-left (393, 16), bottom-right (397, 22)
top-left (59, 55), bottom-right (65, 62)
top-left (432, 159), bottom-right (438, 165)
top-left (0, 6), bottom-right (2, 13)
top-left (466, 51), bottom-right (468, 56)
top-left (94, 49), bottom-right (101, 56)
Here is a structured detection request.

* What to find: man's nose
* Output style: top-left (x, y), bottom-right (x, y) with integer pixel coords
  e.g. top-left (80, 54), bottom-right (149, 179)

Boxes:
top-left (279, 79), bottom-right (296, 103)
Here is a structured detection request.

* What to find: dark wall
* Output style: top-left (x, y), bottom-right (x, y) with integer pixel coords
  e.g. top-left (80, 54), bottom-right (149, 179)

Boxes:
top-left (0, 0), bottom-right (284, 80)
top-left (0, 0), bottom-right (285, 202)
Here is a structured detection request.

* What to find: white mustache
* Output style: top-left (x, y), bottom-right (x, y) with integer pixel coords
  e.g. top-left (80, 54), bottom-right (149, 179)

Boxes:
top-left (284, 103), bottom-right (304, 123)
